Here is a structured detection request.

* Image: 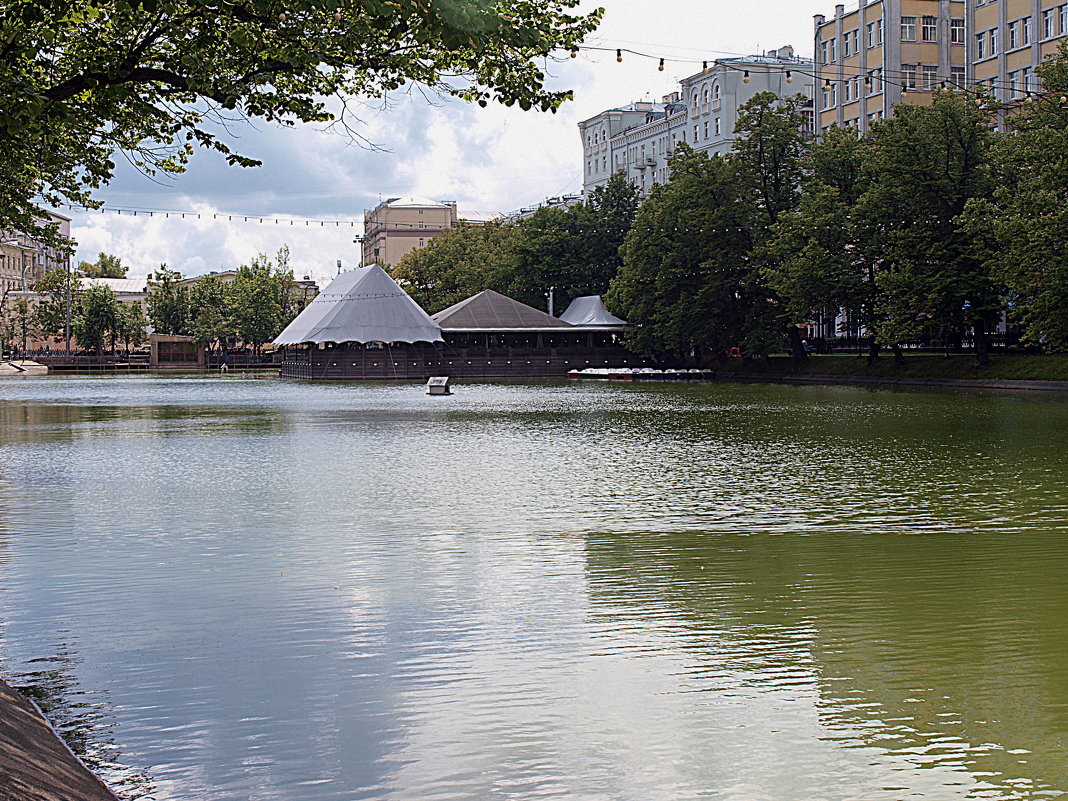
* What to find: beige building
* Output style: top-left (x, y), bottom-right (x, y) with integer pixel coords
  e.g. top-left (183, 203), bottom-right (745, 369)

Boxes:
top-left (0, 210), bottom-right (72, 295)
top-left (361, 197), bottom-right (459, 267)
top-left (815, 1), bottom-right (968, 134)
top-left (970, 0), bottom-right (1068, 126)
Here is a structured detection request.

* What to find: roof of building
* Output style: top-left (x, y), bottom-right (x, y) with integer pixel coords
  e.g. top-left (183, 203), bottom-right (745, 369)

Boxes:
top-left (383, 196), bottom-right (452, 209)
top-left (83, 277), bottom-right (148, 294)
top-left (558, 295), bottom-right (627, 328)
top-left (432, 290), bottom-right (573, 330)
top-left (274, 264), bottom-right (443, 345)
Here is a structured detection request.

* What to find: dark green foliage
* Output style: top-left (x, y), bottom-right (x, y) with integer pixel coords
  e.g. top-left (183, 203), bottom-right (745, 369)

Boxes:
top-left (146, 266), bottom-right (190, 335)
top-left (607, 147), bottom-right (756, 364)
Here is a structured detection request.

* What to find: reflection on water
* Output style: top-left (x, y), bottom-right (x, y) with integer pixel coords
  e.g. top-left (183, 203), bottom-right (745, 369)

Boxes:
top-left (0, 375), bottom-right (1065, 800)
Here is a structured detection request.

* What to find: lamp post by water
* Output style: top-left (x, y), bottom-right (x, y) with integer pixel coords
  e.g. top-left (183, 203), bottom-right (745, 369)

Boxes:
top-left (64, 253), bottom-right (71, 356)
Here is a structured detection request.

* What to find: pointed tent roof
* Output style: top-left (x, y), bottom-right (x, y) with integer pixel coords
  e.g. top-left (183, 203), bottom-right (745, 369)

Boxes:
top-left (274, 264), bottom-right (442, 345)
top-left (432, 290), bottom-right (573, 330)
top-left (559, 295), bottom-right (628, 327)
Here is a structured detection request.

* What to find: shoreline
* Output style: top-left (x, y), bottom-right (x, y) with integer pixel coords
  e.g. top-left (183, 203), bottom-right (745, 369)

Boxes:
top-left (712, 371), bottom-right (1068, 394)
top-left (0, 678), bottom-right (119, 801)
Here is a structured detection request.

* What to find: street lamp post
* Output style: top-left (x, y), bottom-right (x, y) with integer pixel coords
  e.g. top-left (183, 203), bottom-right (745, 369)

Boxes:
top-left (64, 253), bottom-right (71, 356)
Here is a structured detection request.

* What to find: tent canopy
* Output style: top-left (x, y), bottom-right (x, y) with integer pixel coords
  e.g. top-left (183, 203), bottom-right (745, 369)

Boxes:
top-left (432, 289), bottom-right (572, 330)
top-left (274, 264), bottom-right (443, 345)
top-left (559, 295), bottom-right (627, 328)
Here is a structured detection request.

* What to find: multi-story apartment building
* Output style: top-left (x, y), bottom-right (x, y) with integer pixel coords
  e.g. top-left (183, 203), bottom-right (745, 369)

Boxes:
top-left (0, 210), bottom-right (71, 295)
top-left (361, 197), bottom-right (498, 267)
top-left (362, 197), bottom-right (459, 267)
top-left (816, 0), bottom-right (1068, 134)
top-left (814, 1), bottom-right (968, 135)
top-left (970, 0), bottom-right (1068, 126)
top-left (580, 47), bottom-right (814, 196)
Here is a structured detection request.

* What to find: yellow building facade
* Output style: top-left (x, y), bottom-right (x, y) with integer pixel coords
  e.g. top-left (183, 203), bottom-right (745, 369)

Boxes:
top-left (816, 0), bottom-right (1068, 134)
top-left (815, 0), bottom-right (968, 134)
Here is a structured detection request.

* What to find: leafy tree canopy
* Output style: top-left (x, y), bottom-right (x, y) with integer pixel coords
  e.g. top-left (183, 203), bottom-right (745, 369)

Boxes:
top-left (78, 252), bottom-right (128, 278)
top-left (1, 0), bottom-right (601, 244)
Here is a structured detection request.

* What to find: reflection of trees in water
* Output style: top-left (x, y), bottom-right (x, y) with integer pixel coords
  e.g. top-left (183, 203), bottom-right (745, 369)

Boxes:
top-left (0, 400), bottom-right (289, 445)
top-left (583, 531), bottom-right (1068, 798)
top-left (12, 652), bottom-right (157, 800)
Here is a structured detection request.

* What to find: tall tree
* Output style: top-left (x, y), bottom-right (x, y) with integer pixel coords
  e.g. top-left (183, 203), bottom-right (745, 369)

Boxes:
top-left (229, 256), bottom-right (284, 352)
top-left (961, 44), bottom-right (1068, 351)
top-left (117, 303), bottom-right (148, 353)
top-left (73, 283), bottom-right (121, 356)
top-left (1, 0), bottom-right (600, 246)
top-left (78, 252), bottom-right (128, 278)
top-left (32, 266), bottom-right (80, 341)
top-left (862, 91), bottom-right (998, 361)
top-left (763, 126), bottom-right (878, 358)
top-left (730, 91), bottom-right (813, 360)
top-left (146, 265), bottom-right (190, 335)
top-left (607, 146), bottom-right (756, 365)
top-left (187, 274), bottom-right (231, 353)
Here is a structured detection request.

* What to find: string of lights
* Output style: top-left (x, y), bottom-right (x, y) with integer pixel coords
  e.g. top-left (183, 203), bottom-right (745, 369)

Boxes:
top-left (570, 43), bottom-right (1068, 104)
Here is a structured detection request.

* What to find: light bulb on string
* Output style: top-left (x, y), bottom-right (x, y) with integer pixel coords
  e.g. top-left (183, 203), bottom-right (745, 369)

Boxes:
top-left (658, 58), bottom-right (665, 72)
top-left (743, 70), bottom-right (750, 83)
top-left (616, 48), bottom-right (622, 63)
top-left (570, 47), bottom-right (578, 59)
top-left (786, 70), bottom-right (793, 83)
top-left (702, 61), bottom-right (708, 74)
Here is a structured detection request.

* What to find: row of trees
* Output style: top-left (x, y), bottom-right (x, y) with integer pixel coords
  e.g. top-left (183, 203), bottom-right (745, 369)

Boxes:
top-left (397, 47), bottom-right (1068, 364)
top-left (1, 247), bottom-right (306, 357)
top-left (146, 247), bottom-right (309, 353)
top-left (1, 270), bottom-right (146, 356)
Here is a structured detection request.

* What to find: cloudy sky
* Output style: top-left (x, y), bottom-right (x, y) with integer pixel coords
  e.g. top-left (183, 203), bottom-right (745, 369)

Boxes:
top-left (64, 0), bottom-right (816, 283)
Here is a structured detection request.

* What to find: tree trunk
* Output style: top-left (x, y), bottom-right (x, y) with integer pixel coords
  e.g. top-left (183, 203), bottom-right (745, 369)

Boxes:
top-left (786, 327), bottom-right (808, 366)
top-left (866, 336), bottom-right (881, 365)
top-left (974, 320), bottom-right (990, 366)
top-left (892, 343), bottom-right (906, 366)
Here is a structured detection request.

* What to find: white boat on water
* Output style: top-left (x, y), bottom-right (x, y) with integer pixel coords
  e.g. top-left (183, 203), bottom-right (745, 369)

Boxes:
top-left (0, 360), bottom-right (48, 376)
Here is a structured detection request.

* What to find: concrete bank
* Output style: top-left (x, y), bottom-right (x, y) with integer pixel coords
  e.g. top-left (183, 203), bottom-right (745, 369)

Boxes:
top-left (715, 372), bottom-right (1068, 394)
top-left (0, 678), bottom-right (118, 801)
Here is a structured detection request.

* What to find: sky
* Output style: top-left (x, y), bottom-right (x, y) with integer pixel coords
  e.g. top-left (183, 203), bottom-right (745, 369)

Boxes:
top-left (62, 0), bottom-right (817, 284)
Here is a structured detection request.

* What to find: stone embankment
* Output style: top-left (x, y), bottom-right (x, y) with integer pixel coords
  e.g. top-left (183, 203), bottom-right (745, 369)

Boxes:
top-left (0, 678), bottom-right (118, 801)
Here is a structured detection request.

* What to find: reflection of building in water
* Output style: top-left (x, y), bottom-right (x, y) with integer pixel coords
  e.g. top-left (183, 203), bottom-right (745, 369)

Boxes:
top-left (581, 530), bottom-right (1068, 797)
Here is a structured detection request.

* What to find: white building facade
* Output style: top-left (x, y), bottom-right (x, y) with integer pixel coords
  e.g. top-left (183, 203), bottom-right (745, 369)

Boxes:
top-left (579, 47), bottom-right (815, 196)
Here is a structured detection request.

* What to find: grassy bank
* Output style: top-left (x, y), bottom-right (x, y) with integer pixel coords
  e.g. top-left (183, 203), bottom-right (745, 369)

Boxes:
top-left (715, 354), bottom-right (1068, 382)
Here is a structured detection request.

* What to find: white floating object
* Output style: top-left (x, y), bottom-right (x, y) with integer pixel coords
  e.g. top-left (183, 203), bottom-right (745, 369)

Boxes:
top-left (426, 376), bottom-right (452, 395)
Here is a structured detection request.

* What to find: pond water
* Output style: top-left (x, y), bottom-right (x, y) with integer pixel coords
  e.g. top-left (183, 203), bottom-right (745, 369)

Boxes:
top-left (0, 375), bottom-right (1066, 800)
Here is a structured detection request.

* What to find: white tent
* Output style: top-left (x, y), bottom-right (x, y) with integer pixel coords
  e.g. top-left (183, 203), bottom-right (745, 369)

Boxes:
top-left (274, 264), bottom-right (443, 345)
top-left (558, 295), bottom-right (627, 328)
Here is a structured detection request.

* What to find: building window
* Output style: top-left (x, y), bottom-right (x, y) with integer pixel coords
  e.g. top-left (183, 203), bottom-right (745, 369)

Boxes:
top-left (844, 78), bottom-right (852, 103)
top-left (923, 65), bottom-right (938, 90)
top-left (951, 66), bottom-right (966, 87)
top-left (867, 21), bottom-right (876, 48)
top-left (714, 117), bottom-right (721, 136)
top-left (843, 32), bottom-right (852, 57)
top-left (902, 64), bottom-right (917, 89)
top-left (419, 239), bottom-right (424, 247)
top-left (951, 18), bottom-right (965, 44)
top-left (922, 16), bottom-right (937, 42)
top-left (820, 40), bottom-right (829, 64)
top-left (877, 19), bottom-right (883, 45)
top-left (703, 121), bottom-right (709, 139)
top-left (1044, 9), bottom-right (1055, 39)
top-left (1009, 20), bottom-right (1019, 49)
top-left (1023, 16), bottom-right (1032, 44)
top-left (976, 32), bottom-right (986, 60)
top-left (1062, 5), bottom-right (1067, 36)
top-left (901, 16), bottom-right (916, 41)
top-left (829, 37), bottom-right (837, 61)
top-left (990, 27), bottom-right (998, 55)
